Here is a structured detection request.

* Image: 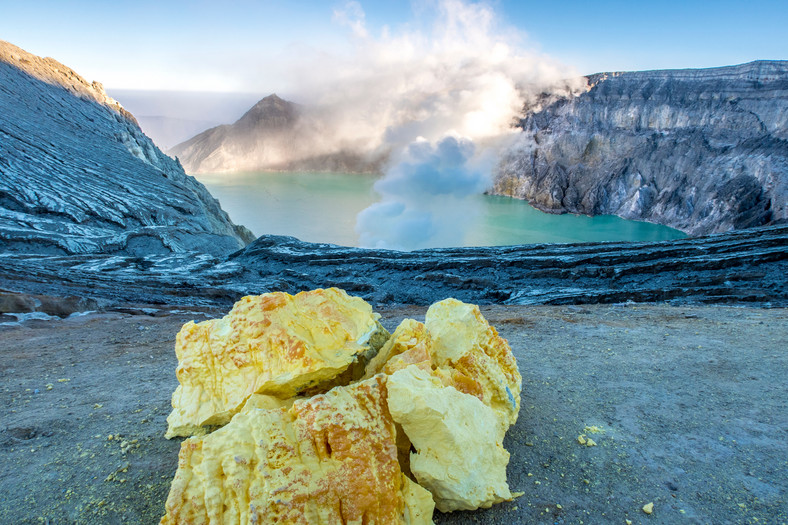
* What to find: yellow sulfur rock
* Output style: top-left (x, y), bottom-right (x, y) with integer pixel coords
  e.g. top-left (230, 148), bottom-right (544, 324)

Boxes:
top-left (161, 292), bottom-right (521, 521)
top-left (160, 376), bottom-right (435, 524)
top-left (424, 299), bottom-right (522, 431)
top-left (387, 365), bottom-right (513, 512)
top-left (165, 288), bottom-right (389, 438)
top-left (364, 319), bottom-right (433, 378)
top-left (364, 300), bottom-right (521, 431)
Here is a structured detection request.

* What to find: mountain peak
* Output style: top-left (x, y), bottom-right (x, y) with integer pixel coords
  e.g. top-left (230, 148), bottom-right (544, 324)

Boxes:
top-left (235, 93), bottom-right (299, 129)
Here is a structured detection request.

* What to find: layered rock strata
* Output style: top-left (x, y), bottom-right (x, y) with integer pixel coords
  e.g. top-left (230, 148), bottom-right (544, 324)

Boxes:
top-left (160, 292), bottom-right (522, 523)
top-left (493, 61), bottom-right (788, 236)
top-left (0, 225), bottom-right (785, 308)
top-left (0, 41), bottom-right (253, 256)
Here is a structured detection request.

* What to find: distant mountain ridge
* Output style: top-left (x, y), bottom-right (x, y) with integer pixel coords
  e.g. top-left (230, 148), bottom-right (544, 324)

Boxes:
top-left (170, 94), bottom-right (388, 174)
top-left (0, 40), bottom-right (254, 256)
top-left (494, 60), bottom-right (788, 236)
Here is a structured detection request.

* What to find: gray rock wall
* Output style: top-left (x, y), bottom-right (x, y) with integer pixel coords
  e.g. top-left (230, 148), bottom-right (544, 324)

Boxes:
top-left (493, 61), bottom-right (788, 236)
top-left (0, 41), bottom-right (254, 256)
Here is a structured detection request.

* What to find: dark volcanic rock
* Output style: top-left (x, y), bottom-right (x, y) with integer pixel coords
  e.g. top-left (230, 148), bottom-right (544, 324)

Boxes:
top-left (229, 225), bottom-right (787, 306)
top-left (0, 225), bottom-right (785, 308)
top-left (493, 61), bottom-right (788, 236)
top-left (0, 41), bottom-right (254, 256)
top-left (169, 94), bottom-right (388, 174)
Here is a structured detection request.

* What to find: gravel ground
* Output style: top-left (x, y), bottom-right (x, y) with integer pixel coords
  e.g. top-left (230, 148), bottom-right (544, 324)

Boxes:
top-left (1, 302), bottom-right (786, 524)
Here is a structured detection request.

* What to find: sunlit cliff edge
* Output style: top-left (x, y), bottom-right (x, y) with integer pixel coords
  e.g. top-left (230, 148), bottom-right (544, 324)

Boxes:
top-left (0, 40), bottom-right (254, 256)
top-left (493, 61), bottom-right (788, 236)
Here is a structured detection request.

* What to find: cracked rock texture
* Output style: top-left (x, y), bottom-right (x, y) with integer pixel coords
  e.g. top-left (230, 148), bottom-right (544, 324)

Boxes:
top-left (0, 41), bottom-right (253, 256)
top-left (493, 61), bottom-right (788, 236)
top-left (165, 288), bottom-right (389, 438)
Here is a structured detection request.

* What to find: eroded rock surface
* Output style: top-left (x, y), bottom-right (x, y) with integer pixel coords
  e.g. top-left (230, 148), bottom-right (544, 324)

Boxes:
top-left (0, 40), bottom-right (253, 256)
top-left (1, 225), bottom-right (785, 309)
top-left (165, 288), bottom-right (389, 438)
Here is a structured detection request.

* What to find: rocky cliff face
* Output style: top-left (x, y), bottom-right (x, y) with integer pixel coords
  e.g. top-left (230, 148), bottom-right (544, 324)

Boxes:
top-left (169, 94), bottom-right (388, 174)
top-left (493, 61), bottom-right (788, 236)
top-left (0, 41), bottom-right (254, 256)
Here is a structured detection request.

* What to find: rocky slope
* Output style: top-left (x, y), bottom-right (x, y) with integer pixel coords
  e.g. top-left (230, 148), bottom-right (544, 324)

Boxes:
top-left (0, 41), bottom-right (254, 256)
top-left (493, 61), bottom-right (788, 236)
top-left (169, 94), bottom-right (388, 174)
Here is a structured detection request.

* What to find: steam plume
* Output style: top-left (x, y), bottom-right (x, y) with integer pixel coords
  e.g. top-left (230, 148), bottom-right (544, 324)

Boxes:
top-left (288, 1), bottom-right (581, 248)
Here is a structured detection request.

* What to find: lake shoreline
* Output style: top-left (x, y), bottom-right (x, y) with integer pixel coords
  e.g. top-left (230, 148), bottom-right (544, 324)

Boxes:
top-left (195, 171), bottom-right (686, 248)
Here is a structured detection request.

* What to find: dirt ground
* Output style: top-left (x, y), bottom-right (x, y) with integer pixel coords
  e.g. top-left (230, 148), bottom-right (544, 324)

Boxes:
top-left (0, 302), bottom-right (786, 524)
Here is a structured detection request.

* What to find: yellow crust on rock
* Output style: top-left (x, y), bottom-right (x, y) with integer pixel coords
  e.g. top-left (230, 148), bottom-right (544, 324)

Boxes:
top-left (165, 288), bottom-right (388, 438)
top-left (161, 376), bottom-right (434, 524)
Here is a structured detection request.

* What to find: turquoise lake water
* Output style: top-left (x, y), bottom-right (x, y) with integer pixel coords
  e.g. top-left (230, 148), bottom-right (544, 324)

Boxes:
top-left (197, 171), bottom-right (686, 248)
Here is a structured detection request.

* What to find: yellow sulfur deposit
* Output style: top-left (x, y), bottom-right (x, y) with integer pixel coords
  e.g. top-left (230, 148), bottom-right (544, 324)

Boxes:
top-left (387, 365), bottom-right (513, 512)
top-left (424, 299), bottom-right (522, 431)
top-left (161, 376), bottom-right (435, 524)
top-left (161, 292), bottom-right (522, 522)
top-left (362, 299), bottom-right (522, 512)
top-left (363, 300), bottom-right (522, 429)
top-left (165, 288), bottom-right (389, 438)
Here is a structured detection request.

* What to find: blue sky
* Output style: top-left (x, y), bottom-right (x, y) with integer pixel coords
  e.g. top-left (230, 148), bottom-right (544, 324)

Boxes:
top-left (2, 0), bottom-right (786, 92)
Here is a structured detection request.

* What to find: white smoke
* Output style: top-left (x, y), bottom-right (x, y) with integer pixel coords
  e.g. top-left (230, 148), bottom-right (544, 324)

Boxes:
top-left (284, 0), bottom-right (582, 249)
top-left (358, 135), bottom-right (494, 249)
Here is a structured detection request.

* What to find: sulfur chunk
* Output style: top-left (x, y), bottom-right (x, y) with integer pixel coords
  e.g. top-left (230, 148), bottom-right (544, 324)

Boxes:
top-left (161, 376), bottom-right (434, 524)
top-left (165, 288), bottom-right (389, 438)
top-left (424, 299), bottom-right (522, 431)
top-left (387, 366), bottom-right (513, 512)
top-left (364, 319), bottom-right (433, 378)
top-left (364, 300), bottom-right (521, 432)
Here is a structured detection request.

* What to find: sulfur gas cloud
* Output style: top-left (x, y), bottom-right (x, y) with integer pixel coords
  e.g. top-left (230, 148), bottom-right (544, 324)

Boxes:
top-left (286, 0), bottom-right (582, 249)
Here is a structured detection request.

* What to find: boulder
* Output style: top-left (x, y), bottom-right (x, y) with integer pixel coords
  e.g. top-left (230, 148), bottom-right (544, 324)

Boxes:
top-left (387, 366), bottom-right (513, 512)
top-left (161, 292), bottom-right (521, 521)
top-left (365, 299), bottom-right (522, 432)
top-left (362, 299), bottom-right (522, 511)
top-left (161, 376), bottom-right (435, 524)
top-left (165, 288), bottom-right (389, 438)
top-left (424, 299), bottom-right (522, 431)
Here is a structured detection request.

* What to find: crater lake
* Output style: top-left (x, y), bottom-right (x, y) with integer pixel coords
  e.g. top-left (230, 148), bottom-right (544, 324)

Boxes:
top-left (196, 171), bottom-right (686, 248)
